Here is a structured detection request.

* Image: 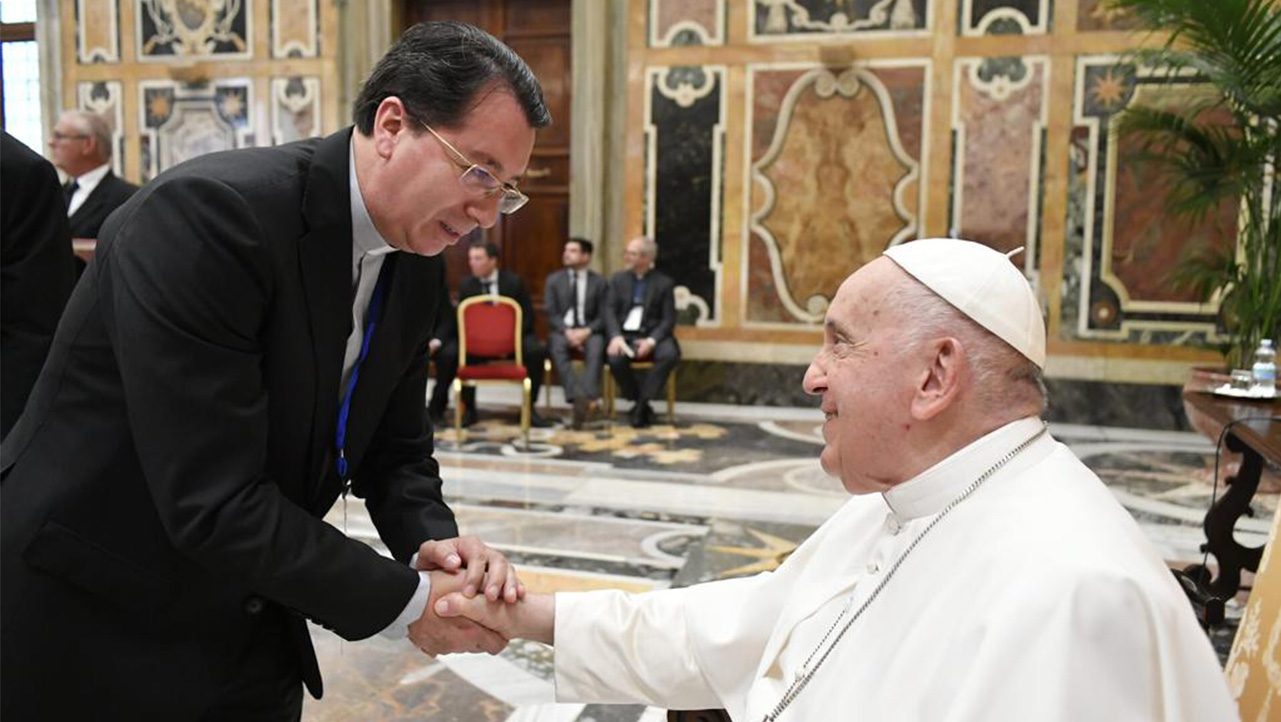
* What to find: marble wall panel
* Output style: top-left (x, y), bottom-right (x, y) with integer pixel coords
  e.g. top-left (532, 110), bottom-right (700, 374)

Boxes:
top-left (138, 0), bottom-right (252, 60)
top-left (959, 0), bottom-right (1050, 35)
top-left (1061, 57), bottom-right (1235, 345)
top-left (745, 63), bottom-right (927, 325)
top-left (139, 79), bottom-right (254, 182)
top-left (650, 0), bottom-right (724, 46)
top-left (77, 81), bottom-right (125, 177)
top-left (1077, 0), bottom-right (1139, 31)
top-left (271, 76), bottom-right (320, 144)
top-left (751, 0), bottom-right (929, 41)
top-left (951, 56), bottom-right (1048, 281)
top-left (271, 0), bottom-right (319, 58)
top-left (77, 0), bottom-right (121, 63)
top-left (645, 66), bottom-right (726, 326)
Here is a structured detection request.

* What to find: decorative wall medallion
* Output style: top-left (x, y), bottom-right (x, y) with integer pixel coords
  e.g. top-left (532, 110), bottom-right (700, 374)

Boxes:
top-left (271, 0), bottom-right (319, 58)
top-left (650, 0), bottom-right (725, 47)
top-left (139, 79), bottom-right (254, 182)
top-left (950, 56), bottom-right (1048, 286)
top-left (644, 66), bottom-right (726, 326)
top-left (271, 76), bottom-right (321, 145)
top-left (959, 0), bottom-right (1050, 36)
top-left (746, 64), bottom-right (927, 325)
top-left (751, 0), bottom-right (929, 42)
top-left (78, 81), bottom-right (125, 177)
top-left (77, 0), bottom-right (121, 63)
top-left (138, 0), bottom-right (251, 60)
top-left (1077, 0), bottom-right (1139, 31)
top-left (1061, 56), bottom-right (1235, 345)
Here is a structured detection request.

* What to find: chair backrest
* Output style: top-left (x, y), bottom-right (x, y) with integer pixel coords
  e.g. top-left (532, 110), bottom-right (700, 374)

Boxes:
top-left (458, 294), bottom-right (523, 363)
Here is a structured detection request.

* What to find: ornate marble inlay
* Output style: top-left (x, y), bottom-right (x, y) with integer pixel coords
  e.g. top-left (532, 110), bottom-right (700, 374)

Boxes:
top-left (748, 65), bottom-right (924, 324)
top-left (139, 79), bottom-right (254, 182)
top-left (138, 0), bottom-right (251, 60)
top-left (752, 0), bottom-right (929, 41)
top-left (959, 0), bottom-right (1049, 36)
top-left (78, 81), bottom-right (126, 177)
top-left (77, 0), bottom-right (121, 63)
top-left (271, 76), bottom-right (321, 145)
top-left (650, 0), bottom-right (725, 47)
top-left (271, 0), bottom-right (319, 58)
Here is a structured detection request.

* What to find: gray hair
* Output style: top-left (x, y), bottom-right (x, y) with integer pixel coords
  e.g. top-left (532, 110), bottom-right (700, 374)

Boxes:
top-left (633, 235), bottom-right (658, 260)
top-left (66, 110), bottom-right (113, 162)
top-left (887, 274), bottom-right (1047, 414)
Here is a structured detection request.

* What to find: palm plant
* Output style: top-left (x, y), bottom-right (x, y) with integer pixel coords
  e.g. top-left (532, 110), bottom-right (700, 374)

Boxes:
top-left (1112, 0), bottom-right (1281, 367)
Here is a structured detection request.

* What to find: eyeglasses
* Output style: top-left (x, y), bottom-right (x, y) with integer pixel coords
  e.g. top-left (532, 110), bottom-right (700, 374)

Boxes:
top-left (50, 131), bottom-right (89, 143)
top-left (420, 122), bottom-right (529, 215)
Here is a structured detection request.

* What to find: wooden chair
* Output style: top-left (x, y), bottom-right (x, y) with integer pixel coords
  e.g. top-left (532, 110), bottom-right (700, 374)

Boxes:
top-left (452, 295), bottom-right (531, 447)
top-left (604, 361), bottom-right (677, 424)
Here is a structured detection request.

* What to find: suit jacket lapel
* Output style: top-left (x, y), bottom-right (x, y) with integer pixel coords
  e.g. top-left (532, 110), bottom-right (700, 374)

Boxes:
top-left (297, 129), bottom-right (355, 503)
top-left (69, 181), bottom-right (105, 227)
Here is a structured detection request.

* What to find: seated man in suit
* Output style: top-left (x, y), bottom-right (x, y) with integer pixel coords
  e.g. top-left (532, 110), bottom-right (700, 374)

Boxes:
top-left (605, 236), bottom-right (680, 428)
top-left (545, 237), bottom-right (608, 429)
top-left (431, 239), bottom-right (550, 427)
top-left (49, 110), bottom-right (139, 240)
top-left (427, 276), bottom-right (456, 425)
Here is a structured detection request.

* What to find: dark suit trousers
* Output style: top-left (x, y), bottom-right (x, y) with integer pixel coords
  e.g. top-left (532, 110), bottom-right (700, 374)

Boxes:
top-left (607, 336), bottom-right (680, 405)
top-left (430, 336), bottom-right (545, 411)
top-left (549, 331), bottom-right (604, 401)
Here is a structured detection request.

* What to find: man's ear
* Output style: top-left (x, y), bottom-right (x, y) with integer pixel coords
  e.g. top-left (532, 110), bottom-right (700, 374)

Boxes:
top-left (372, 96), bottom-right (409, 160)
top-left (910, 337), bottom-right (965, 421)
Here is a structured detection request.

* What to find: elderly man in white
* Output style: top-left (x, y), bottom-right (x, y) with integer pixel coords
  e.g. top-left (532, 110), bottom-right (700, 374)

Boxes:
top-left (433, 239), bottom-right (1237, 721)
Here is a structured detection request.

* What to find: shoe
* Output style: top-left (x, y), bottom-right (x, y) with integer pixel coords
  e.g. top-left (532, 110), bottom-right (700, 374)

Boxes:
top-left (461, 407), bottom-right (479, 427)
top-left (529, 410), bottom-right (553, 428)
top-left (630, 402), bottom-right (654, 429)
top-left (571, 397), bottom-right (588, 429)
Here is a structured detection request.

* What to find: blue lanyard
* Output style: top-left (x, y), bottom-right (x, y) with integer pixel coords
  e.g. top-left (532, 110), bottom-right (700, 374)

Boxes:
top-left (335, 262), bottom-right (390, 481)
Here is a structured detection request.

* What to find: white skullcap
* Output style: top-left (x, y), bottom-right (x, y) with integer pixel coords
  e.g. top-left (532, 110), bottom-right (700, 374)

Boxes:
top-left (883, 238), bottom-right (1046, 368)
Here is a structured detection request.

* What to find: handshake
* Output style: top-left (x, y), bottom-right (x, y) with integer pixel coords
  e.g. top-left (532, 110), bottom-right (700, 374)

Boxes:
top-left (405, 536), bottom-right (554, 656)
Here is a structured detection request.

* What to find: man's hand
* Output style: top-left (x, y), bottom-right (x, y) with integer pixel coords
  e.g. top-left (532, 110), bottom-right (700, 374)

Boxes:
top-left (607, 335), bottom-right (629, 357)
top-left (566, 327), bottom-right (590, 349)
top-left (408, 570), bottom-right (509, 656)
top-left (634, 337), bottom-right (655, 359)
top-left (429, 338), bottom-right (442, 356)
top-left (413, 536), bottom-right (524, 602)
top-left (434, 591), bottom-right (556, 646)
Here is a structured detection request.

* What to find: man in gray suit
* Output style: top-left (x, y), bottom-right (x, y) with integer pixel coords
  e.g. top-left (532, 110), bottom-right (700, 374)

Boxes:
top-left (545, 237), bottom-right (608, 428)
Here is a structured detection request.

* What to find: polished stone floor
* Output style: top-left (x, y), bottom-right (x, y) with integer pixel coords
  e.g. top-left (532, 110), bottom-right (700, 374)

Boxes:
top-left (303, 390), bottom-right (1276, 721)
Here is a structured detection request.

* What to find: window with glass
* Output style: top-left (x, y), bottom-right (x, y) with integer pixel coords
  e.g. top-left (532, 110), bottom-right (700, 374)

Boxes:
top-left (1, 0), bottom-right (42, 152)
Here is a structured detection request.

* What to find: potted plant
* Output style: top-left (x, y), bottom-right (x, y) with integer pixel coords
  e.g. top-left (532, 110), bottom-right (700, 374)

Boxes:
top-left (1112, 0), bottom-right (1281, 368)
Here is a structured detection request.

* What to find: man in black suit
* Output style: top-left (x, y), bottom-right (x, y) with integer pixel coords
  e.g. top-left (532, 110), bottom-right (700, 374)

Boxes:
top-left (605, 236), bottom-right (681, 428)
top-left (430, 239), bottom-right (550, 427)
top-left (545, 237), bottom-right (608, 428)
top-left (49, 109), bottom-right (139, 239)
top-left (1, 22), bottom-right (548, 720)
top-left (0, 132), bottom-right (77, 440)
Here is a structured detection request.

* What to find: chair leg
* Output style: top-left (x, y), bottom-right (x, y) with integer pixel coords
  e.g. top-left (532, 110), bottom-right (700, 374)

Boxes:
top-left (453, 378), bottom-right (464, 442)
top-left (543, 359), bottom-right (552, 415)
top-left (521, 378), bottom-right (531, 449)
top-left (666, 369), bottom-right (676, 425)
top-left (604, 367), bottom-right (615, 422)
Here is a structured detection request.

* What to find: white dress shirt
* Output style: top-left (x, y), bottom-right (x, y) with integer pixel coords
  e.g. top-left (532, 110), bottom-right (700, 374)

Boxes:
top-left (65, 162), bottom-right (111, 217)
top-left (563, 268), bottom-right (587, 328)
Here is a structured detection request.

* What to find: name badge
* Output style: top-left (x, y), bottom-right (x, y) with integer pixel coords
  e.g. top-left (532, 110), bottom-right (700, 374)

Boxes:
top-left (564, 309), bottom-right (576, 326)
top-left (623, 306), bottom-right (644, 332)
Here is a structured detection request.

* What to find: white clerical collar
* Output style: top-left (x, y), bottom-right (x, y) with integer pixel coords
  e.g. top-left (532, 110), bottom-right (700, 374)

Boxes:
top-left (882, 416), bottom-right (1046, 520)
top-left (348, 137), bottom-right (395, 259)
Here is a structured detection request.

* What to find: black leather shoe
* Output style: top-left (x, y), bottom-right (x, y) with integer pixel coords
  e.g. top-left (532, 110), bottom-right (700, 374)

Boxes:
top-left (630, 402), bottom-right (653, 429)
top-left (571, 397), bottom-right (588, 429)
top-left (529, 411), bottom-right (553, 428)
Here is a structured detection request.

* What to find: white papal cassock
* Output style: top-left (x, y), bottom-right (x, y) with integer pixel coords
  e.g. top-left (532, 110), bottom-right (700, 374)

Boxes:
top-left (553, 417), bottom-right (1238, 721)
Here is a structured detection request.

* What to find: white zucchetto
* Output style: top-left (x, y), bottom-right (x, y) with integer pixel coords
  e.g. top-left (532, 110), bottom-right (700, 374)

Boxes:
top-left (883, 238), bottom-right (1046, 368)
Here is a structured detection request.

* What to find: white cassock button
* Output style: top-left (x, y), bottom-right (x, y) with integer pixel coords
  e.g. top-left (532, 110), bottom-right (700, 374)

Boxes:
top-left (885, 515), bottom-right (901, 535)
top-left (866, 561), bottom-right (880, 574)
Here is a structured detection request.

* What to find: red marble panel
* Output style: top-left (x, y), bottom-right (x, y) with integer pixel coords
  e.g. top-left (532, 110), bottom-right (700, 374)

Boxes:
top-left (655, 0), bottom-right (719, 43)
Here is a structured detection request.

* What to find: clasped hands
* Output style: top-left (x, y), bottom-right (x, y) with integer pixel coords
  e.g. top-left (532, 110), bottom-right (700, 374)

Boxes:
top-left (405, 535), bottom-right (525, 657)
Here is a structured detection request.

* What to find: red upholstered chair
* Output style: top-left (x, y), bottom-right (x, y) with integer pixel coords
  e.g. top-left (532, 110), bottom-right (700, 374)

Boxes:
top-left (452, 295), bottom-right (531, 447)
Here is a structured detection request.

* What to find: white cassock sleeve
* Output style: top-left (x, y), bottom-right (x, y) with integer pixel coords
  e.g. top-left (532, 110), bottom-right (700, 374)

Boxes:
top-left (945, 567), bottom-right (1239, 722)
top-left (554, 571), bottom-right (784, 710)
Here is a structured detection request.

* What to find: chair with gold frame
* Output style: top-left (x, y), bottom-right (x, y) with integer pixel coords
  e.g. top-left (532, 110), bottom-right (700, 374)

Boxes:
top-left (452, 295), bottom-right (531, 447)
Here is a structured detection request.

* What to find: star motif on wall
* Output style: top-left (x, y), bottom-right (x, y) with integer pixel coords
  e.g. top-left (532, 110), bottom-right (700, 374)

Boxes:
top-left (1091, 70), bottom-right (1128, 109)
top-left (147, 93), bottom-right (172, 121)
top-left (709, 527), bottom-right (798, 578)
top-left (1090, 2), bottom-right (1128, 25)
top-left (220, 91), bottom-right (245, 119)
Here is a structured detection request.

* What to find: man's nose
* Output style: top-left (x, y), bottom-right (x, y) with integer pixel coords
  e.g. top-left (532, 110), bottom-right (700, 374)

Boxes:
top-left (802, 360), bottom-right (825, 395)
top-left (468, 195), bottom-right (502, 229)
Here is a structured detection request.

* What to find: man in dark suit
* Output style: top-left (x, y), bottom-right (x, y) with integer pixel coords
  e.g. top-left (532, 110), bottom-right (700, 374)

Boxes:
top-left (0, 132), bottom-right (77, 440)
top-left (1, 22), bottom-right (548, 720)
top-left (49, 109), bottom-right (139, 239)
top-left (605, 236), bottom-right (681, 428)
top-left (545, 237), bottom-right (608, 428)
top-left (430, 239), bottom-right (550, 427)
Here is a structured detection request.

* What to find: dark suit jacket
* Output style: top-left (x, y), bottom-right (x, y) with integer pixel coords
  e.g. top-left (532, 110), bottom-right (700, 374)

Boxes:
top-left (66, 169), bottom-right (139, 239)
top-left (604, 269), bottom-right (678, 344)
top-left (0, 128), bottom-right (456, 717)
top-left (0, 132), bottom-right (77, 439)
top-left (459, 268), bottom-right (536, 338)
top-left (544, 267), bottom-right (607, 335)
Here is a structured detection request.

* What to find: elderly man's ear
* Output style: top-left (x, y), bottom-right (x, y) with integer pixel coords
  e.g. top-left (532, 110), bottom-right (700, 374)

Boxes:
top-left (910, 337), bottom-right (965, 421)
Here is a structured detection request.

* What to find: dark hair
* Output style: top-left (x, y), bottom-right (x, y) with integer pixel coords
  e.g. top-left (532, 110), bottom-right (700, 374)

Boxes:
top-left (566, 237), bottom-right (594, 255)
top-left (469, 238), bottom-right (500, 259)
top-left (353, 21), bottom-right (551, 134)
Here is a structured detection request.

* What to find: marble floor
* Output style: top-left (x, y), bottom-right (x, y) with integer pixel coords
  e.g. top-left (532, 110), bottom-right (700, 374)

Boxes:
top-left (303, 389), bottom-right (1277, 721)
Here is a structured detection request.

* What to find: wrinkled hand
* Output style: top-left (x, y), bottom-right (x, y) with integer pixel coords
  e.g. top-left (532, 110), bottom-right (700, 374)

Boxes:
top-left (435, 590), bottom-right (556, 645)
top-left (607, 335), bottom-right (629, 357)
top-left (413, 535), bottom-right (524, 603)
top-left (634, 338), bottom-right (655, 359)
top-left (408, 570), bottom-right (508, 656)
